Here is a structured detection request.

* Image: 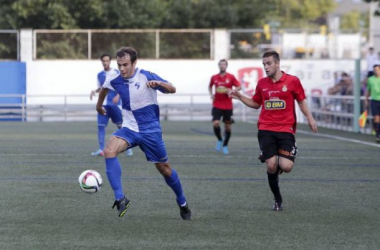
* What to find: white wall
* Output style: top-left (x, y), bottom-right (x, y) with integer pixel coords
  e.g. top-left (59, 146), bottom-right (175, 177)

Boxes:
top-left (26, 58), bottom-right (364, 105)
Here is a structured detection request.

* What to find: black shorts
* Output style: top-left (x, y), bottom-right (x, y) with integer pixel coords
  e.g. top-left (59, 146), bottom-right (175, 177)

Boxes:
top-left (212, 107), bottom-right (233, 123)
top-left (371, 100), bottom-right (380, 116)
top-left (258, 130), bottom-right (298, 162)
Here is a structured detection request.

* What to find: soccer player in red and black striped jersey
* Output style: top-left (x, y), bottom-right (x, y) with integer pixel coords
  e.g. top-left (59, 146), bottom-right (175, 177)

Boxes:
top-left (229, 51), bottom-right (317, 211)
top-left (208, 59), bottom-right (241, 154)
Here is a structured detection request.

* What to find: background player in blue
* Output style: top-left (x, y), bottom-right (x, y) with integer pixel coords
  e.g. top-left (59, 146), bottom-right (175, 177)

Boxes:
top-left (90, 53), bottom-right (133, 157)
top-left (96, 47), bottom-right (191, 220)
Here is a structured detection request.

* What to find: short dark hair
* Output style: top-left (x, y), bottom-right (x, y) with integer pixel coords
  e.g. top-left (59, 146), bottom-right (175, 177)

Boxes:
top-left (218, 59), bottom-right (228, 65)
top-left (116, 47), bottom-right (138, 63)
top-left (100, 53), bottom-right (111, 61)
top-left (262, 50), bottom-right (280, 62)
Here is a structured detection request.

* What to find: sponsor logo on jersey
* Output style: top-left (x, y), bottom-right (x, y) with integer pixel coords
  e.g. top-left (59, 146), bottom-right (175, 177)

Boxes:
top-left (216, 86), bottom-right (228, 94)
top-left (264, 100), bottom-right (286, 109)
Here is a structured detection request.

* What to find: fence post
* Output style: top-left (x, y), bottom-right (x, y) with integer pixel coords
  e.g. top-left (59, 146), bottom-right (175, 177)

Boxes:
top-left (64, 95), bottom-right (68, 121)
top-left (21, 94), bottom-right (25, 122)
top-left (353, 59), bottom-right (361, 133)
top-left (190, 95), bottom-right (193, 121)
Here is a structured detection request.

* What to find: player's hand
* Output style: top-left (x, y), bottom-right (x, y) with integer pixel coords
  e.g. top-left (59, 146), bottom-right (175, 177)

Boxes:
top-left (228, 89), bottom-right (241, 100)
top-left (146, 81), bottom-right (161, 88)
top-left (96, 106), bottom-right (106, 116)
top-left (90, 90), bottom-right (96, 100)
top-left (308, 117), bottom-right (318, 133)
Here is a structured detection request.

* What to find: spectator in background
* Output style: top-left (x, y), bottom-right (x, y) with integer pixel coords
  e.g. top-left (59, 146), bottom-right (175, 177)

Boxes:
top-left (375, 52), bottom-right (380, 67)
top-left (327, 72), bottom-right (353, 112)
top-left (366, 47), bottom-right (377, 78)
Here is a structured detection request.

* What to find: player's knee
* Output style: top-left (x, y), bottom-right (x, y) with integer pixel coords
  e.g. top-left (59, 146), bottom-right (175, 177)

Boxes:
top-left (213, 121), bottom-right (220, 127)
top-left (266, 161), bottom-right (277, 173)
top-left (155, 162), bottom-right (171, 177)
top-left (103, 146), bottom-right (118, 158)
top-left (280, 162), bottom-right (294, 173)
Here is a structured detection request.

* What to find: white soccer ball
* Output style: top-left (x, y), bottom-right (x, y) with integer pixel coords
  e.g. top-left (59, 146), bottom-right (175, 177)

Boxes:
top-left (78, 170), bottom-right (103, 194)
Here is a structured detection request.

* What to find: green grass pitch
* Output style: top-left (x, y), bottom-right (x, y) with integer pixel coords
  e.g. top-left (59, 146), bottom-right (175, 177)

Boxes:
top-left (0, 121), bottom-right (379, 250)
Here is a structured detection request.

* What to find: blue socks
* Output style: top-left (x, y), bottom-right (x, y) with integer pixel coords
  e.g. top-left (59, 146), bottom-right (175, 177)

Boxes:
top-left (105, 157), bottom-right (124, 200)
top-left (164, 169), bottom-right (186, 206)
top-left (98, 125), bottom-right (106, 150)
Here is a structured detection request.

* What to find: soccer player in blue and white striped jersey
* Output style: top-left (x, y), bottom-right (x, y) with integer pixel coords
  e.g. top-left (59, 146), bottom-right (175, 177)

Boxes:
top-left (96, 47), bottom-right (191, 220)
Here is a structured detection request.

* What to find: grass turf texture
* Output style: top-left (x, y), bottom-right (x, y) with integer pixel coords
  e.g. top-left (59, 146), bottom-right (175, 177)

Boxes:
top-left (0, 121), bottom-right (379, 250)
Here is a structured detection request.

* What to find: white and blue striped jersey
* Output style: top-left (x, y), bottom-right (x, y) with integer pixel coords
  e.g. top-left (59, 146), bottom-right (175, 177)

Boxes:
top-left (97, 68), bottom-right (121, 106)
top-left (102, 68), bottom-right (171, 133)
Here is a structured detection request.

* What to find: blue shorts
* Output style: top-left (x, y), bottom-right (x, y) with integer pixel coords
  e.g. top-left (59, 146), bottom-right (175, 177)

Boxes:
top-left (371, 100), bottom-right (380, 116)
top-left (113, 127), bottom-right (168, 163)
top-left (97, 105), bottom-right (123, 126)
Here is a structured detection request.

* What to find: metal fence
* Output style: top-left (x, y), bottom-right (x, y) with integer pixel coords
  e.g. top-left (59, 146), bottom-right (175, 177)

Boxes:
top-left (0, 30), bottom-right (19, 60)
top-left (307, 94), bottom-right (372, 134)
top-left (0, 93), bottom-right (372, 135)
top-left (0, 94), bottom-right (257, 122)
top-left (33, 29), bottom-right (213, 60)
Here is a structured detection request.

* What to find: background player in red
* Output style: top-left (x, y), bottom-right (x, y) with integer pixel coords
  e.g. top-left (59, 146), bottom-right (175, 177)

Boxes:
top-left (208, 59), bottom-right (241, 155)
top-left (229, 51), bottom-right (317, 211)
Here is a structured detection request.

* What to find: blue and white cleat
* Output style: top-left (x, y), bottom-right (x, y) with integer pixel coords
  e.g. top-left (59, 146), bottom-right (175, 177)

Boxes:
top-left (125, 148), bottom-right (133, 156)
top-left (216, 140), bottom-right (223, 151)
top-left (222, 146), bottom-right (229, 155)
top-left (91, 149), bottom-right (104, 156)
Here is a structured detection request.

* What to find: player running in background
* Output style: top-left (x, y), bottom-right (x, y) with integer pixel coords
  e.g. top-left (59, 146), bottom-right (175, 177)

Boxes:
top-left (208, 59), bottom-right (241, 155)
top-left (229, 51), bottom-right (317, 211)
top-left (96, 47), bottom-right (191, 220)
top-left (90, 53), bottom-right (133, 157)
top-left (365, 64), bottom-right (380, 143)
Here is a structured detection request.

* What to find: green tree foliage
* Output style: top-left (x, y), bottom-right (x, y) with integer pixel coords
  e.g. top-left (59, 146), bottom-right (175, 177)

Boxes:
top-left (270, 0), bottom-right (336, 29)
top-left (0, 0), bottom-right (336, 29)
top-left (340, 10), bottom-right (368, 31)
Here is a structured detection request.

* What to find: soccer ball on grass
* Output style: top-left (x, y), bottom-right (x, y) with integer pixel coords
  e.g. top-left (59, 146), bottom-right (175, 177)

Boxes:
top-left (78, 170), bottom-right (103, 194)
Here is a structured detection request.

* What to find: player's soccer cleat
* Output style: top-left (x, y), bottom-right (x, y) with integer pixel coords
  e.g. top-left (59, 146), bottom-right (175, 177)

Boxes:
top-left (91, 149), bottom-right (104, 156)
top-left (215, 140), bottom-right (223, 151)
top-left (223, 146), bottom-right (229, 155)
top-left (125, 148), bottom-right (133, 156)
top-left (112, 196), bottom-right (131, 217)
top-left (179, 203), bottom-right (191, 220)
top-left (272, 202), bottom-right (283, 211)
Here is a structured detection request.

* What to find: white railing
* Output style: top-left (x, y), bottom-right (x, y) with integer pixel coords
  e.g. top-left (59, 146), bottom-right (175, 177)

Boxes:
top-left (0, 94), bottom-right (258, 122)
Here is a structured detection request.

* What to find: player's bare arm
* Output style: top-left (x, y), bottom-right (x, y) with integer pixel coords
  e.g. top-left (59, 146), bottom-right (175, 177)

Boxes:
top-left (146, 81), bottom-right (176, 93)
top-left (229, 90), bottom-right (260, 109)
top-left (298, 100), bottom-right (318, 133)
top-left (208, 86), bottom-right (214, 100)
top-left (90, 87), bottom-right (101, 100)
top-left (96, 88), bottom-right (109, 115)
